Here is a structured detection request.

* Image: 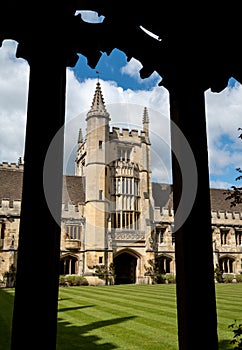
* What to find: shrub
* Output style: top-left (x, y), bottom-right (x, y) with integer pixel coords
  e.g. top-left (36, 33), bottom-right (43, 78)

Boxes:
top-left (214, 264), bottom-right (223, 283)
top-left (166, 273), bottom-right (176, 284)
top-left (74, 275), bottom-right (89, 286)
top-left (229, 320), bottom-right (242, 349)
top-left (94, 263), bottom-right (115, 285)
top-left (144, 259), bottom-right (167, 284)
top-left (0, 279), bottom-right (5, 287)
top-left (223, 274), bottom-right (235, 283)
top-left (59, 275), bottom-right (67, 286)
top-left (59, 275), bottom-right (89, 286)
top-left (236, 274), bottom-right (242, 283)
top-left (3, 264), bottom-right (16, 287)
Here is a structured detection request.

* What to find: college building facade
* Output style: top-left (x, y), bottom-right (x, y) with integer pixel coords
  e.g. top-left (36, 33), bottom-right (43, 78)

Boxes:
top-left (1, 81), bottom-right (242, 285)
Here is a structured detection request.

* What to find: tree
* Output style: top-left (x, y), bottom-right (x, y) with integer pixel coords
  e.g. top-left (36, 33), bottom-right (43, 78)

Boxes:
top-left (224, 128), bottom-right (242, 207)
top-left (144, 259), bottom-right (166, 284)
top-left (214, 263), bottom-right (223, 283)
top-left (94, 263), bottom-right (115, 285)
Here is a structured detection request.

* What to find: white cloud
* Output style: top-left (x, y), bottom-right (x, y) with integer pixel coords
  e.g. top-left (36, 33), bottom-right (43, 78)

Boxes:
top-left (205, 85), bottom-right (242, 187)
top-left (0, 40), bottom-right (29, 163)
top-left (1, 39), bottom-right (242, 187)
top-left (65, 73), bottom-right (171, 181)
top-left (75, 11), bottom-right (105, 23)
top-left (209, 180), bottom-right (234, 190)
top-left (121, 58), bottom-right (143, 77)
top-left (121, 57), bottom-right (161, 85)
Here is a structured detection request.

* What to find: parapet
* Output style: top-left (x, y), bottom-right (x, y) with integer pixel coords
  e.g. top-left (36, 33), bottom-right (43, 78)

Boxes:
top-left (110, 126), bottom-right (143, 141)
top-left (0, 199), bottom-right (21, 216)
top-left (61, 202), bottom-right (81, 219)
top-left (0, 161), bottom-right (24, 171)
top-left (211, 210), bottom-right (242, 224)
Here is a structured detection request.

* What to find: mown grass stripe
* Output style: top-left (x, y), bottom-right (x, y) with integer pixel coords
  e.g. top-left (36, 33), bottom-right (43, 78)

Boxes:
top-left (2, 284), bottom-right (242, 349)
top-left (59, 285), bottom-right (177, 308)
top-left (57, 308), bottom-right (177, 350)
top-left (57, 285), bottom-right (178, 349)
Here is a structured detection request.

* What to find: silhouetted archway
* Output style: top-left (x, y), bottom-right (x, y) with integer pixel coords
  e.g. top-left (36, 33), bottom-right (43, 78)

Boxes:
top-left (114, 252), bottom-right (137, 284)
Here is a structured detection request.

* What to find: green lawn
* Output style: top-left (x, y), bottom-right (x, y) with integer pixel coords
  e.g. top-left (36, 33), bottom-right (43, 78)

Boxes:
top-left (0, 284), bottom-right (241, 350)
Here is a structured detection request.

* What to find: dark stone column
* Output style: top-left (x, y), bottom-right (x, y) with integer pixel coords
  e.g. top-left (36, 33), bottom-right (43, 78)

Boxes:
top-left (10, 54), bottom-right (67, 349)
top-left (169, 84), bottom-right (218, 350)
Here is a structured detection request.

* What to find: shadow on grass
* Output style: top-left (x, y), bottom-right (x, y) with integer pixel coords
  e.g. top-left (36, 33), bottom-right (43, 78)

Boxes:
top-left (0, 288), bottom-right (236, 350)
top-left (58, 305), bottom-right (94, 313)
top-left (57, 315), bottom-right (137, 350)
top-left (1, 288), bottom-right (136, 350)
top-left (218, 339), bottom-right (233, 350)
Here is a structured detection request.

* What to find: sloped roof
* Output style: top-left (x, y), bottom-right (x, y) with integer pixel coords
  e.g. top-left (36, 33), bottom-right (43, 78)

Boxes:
top-left (62, 175), bottom-right (85, 205)
top-left (152, 182), bottom-right (242, 213)
top-left (0, 167), bottom-right (241, 212)
top-left (152, 182), bottom-right (173, 209)
top-left (0, 167), bottom-right (23, 202)
top-left (0, 168), bottom-right (85, 206)
top-left (210, 188), bottom-right (242, 212)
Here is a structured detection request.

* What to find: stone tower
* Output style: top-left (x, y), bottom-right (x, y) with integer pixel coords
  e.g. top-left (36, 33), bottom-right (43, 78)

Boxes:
top-left (75, 81), bottom-right (111, 271)
top-left (75, 81), bottom-right (156, 282)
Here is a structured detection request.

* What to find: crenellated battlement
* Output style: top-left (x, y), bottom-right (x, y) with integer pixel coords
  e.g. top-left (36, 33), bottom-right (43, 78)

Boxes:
top-left (211, 210), bottom-right (242, 222)
top-left (154, 207), bottom-right (242, 226)
top-left (0, 160), bottom-right (24, 171)
top-left (61, 202), bottom-right (81, 219)
top-left (110, 126), bottom-right (146, 141)
top-left (211, 210), bottom-right (242, 225)
top-left (0, 199), bottom-right (21, 216)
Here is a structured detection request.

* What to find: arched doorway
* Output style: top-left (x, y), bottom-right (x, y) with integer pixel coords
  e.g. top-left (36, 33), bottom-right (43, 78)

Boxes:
top-left (114, 252), bottom-right (137, 284)
top-left (60, 254), bottom-right (78, 275)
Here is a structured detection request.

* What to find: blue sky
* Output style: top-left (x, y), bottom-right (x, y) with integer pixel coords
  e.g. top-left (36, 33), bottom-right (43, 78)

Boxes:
top-left (67, 44), bottom-right (242, 189)
top-left (0, 27), bottom-right (242, 189)
top-left (70, 49), bottom-right (162, 91)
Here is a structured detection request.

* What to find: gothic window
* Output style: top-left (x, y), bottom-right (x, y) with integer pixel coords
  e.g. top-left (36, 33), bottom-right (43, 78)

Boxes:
top-left (157, 256), bottom-right (172, 274)
top-left (99, 190), bottom-right (103, 200)
top-left (130, 214), bottom-right (133, 228)
top-left (117, 178), bottom-right (121, 194)
top-left (134, 179), bottom-right (138, 196)
top-left (220, 229), bottom-right (229, 245)
top-left (117, 147), bottom-right (131, 162)
top-left (111, 211), bottom-right (140, 230)
top-left (112, 159), bottom-right (140, 231)
top-left (60, 256), bottom-right (77, 275)
top-left (172, 231), bottom-right (175, 245)
top-left (65, 225), bottom-right (81, 240)
top-left (99, 140), bottom-right (103, 149)
top-left (235, 230), bottom-right (242, 245)
top-left (117, 213), bottom-right (121, 228)
top-left (122, 178), bottom-right (125, 193)
top-left (126, 179), bottom-right (129, 193)
top-left (118, 148), bottom-right (121, 160)
top-left (157, 228), bottom-right (166, 244)
top-left (219, 256), bottom-right (234, 273)
top-left (0, 222), bottom-right (5, 239)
